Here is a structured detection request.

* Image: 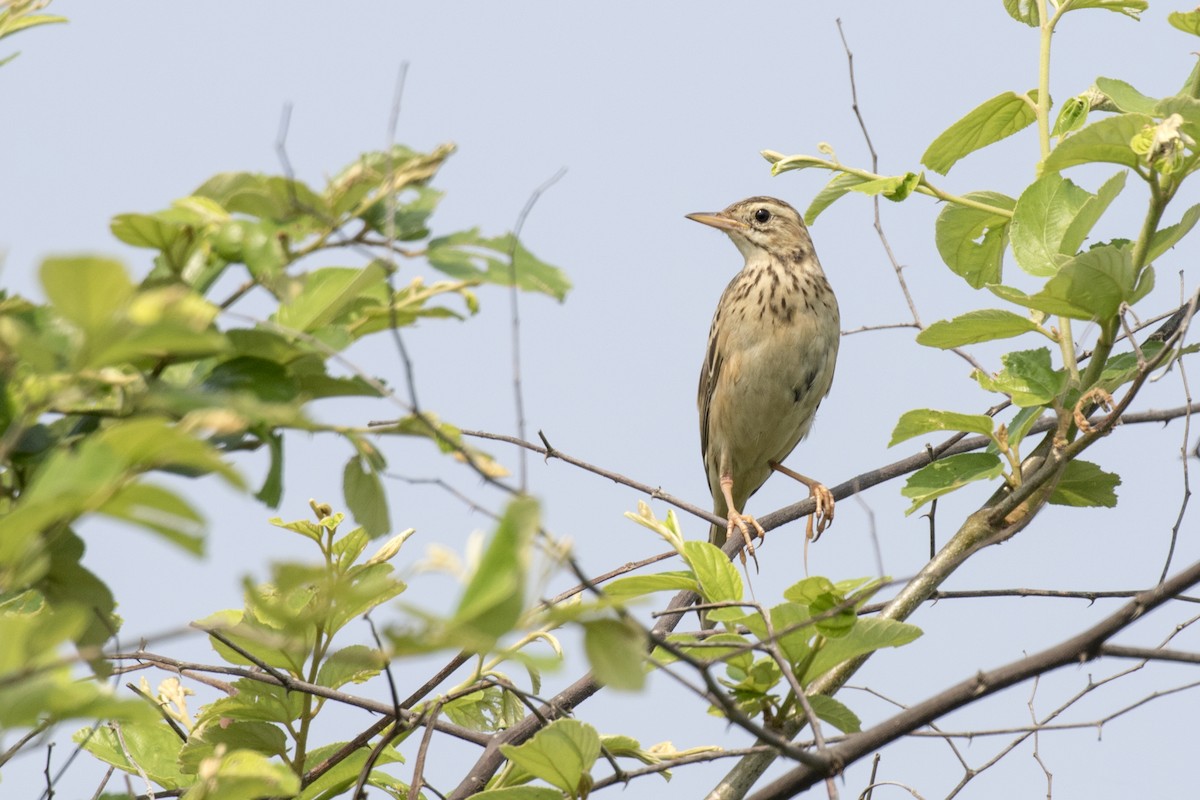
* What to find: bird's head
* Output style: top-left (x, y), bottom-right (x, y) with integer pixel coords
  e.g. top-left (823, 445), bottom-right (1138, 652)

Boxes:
top-left (686, 196), bottom-right (813, 262)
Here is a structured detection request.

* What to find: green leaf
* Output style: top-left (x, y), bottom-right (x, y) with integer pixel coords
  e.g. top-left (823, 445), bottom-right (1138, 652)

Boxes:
top-left (681, 540), bottom-right (743, 618)
top-left (179, 747), bottom-right (300, 800)
top-left (1097, 341), bottom-right (1168, 392)
top-left (256, 430), bottom-right (284, 507)
top-left (808, 694), bottom-right (862, 734)
top-left (767, 602), bottom-right (816, 664)
top-left (805, 172), bottom-right (868, 224)
top-left (972, 348), bottom-right (1067, 407)
top-left (604, 571), bottom-right (698, 597)
top-left (1003, 0), bottom-right (1039, 25)
top-left (40, 257), bottom-right (133, 335)
top-left (934, 192), bottom-right (1015, 288)
top-left (1049, 460), bottom-right (1121, 507)
top-left (39, 530), bottom-right (120, 653)
top-left (1006, 405), bottom-right (1046, 450)
top-left (0, 11), bottom-right (68, 39)
top-left (764, 151), bottom-right (832, 175)
top-left (1060, 171), bottom-right (1127, 255)
top-left (802, 618), bottom-right (922, 683)
top-left (583, 619), bottom-right (646, 690)
top-left (343, 456), bottom-right (390, 538)
top-left (203, 679), bottom-right (305, 725)
top-left (922, 91), bottom-right (1038, 175)
top-left (315, 645), bottom-right (386, 690)
top-left (1147, 203), bottom-right (1200, 264)
top-left (99, 482), bottom-right (205, 555)
top-left (902, 453), bottom-right (1004, 514)
top-left (1052, 95), bottom-right (1090, 138)
top-left (989, 244), bottom-right (1149, 321)
top-left (297, 741), bottom-right (406, 800)
top-left (499, 719), bottom-right (600, 799)
top-left (427, 228), bottom-right (571, 301)
top-left (75, 722), bottom-right (190, 791)
top-left (1066, 0), bottom-right (1145, 18)
top-left (1169, 9), bottom-right (1200, 36)
top-left (194, 172), bottom-right (331, 224)
top-left (1010, 173), bottom-right (1094, 276)
top-left (1095, 77), bottom-right (1159, 114)
top-left (178, 720), bottom-right (289, 774)
top-left (847, 172), bottom-right (921, 202)
top-left (274, 263), bottom-right (388, 335)
top-left (452, 497), bottom-right (538, 649)
top-left (889, 409), bottom-right (994, 447)
top-left (1041, 113), bottom-right (1153, 173)
top-left (917, 309), bottom-right (1044, 348)
top-left (326, 144), bottom-right (454, 217)
top-left (360, 185), bottom-right (444, 240)
top-left (473, 788), bottom-right (564, 800)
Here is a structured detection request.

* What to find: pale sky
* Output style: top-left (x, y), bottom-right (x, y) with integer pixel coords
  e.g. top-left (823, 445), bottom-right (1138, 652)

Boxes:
top-left (3, 2), bottom-right (1197, 798)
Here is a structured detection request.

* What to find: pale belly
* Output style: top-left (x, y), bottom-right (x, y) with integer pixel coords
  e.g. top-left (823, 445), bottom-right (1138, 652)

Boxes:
top-left (706, 324), bottom-right (838, 512)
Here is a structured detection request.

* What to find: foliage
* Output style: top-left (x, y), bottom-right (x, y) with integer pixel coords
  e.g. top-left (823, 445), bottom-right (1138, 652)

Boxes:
top-left (766, 0), bottom-right (1197, 521)
top-left (4, 2), bottom-right (1200, 799)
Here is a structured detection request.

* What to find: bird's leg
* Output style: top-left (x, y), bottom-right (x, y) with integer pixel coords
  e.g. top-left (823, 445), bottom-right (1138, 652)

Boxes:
top-left (719, 475), bottom-right (764, 569)
top-left (769, 462), bottom-right (835, 542)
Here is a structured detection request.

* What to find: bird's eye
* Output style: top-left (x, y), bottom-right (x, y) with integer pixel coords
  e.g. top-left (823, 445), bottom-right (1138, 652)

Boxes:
top-left (754, 208), bottom-right (771, 224)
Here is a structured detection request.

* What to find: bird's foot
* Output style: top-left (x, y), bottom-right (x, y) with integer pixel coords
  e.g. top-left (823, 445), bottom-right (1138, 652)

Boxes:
top-left (727, 510), bottom-right (765, 570)
top-left (806, 483), bottom-right (835, 543)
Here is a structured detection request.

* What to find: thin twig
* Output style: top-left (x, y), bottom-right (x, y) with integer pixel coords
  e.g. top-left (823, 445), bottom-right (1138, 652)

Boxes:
top-left (507, 168), bottom-right (567, 492)
top-left (1160, 349), bottom-right (1194, 583)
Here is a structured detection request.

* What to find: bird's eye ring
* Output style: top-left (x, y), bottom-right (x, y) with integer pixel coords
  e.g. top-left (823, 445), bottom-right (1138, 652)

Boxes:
top-left (754, 208), bottom-right (771, 224)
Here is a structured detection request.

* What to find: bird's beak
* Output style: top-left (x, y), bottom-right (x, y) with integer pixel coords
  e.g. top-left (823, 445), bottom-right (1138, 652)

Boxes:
top-left (686, 211), bottom-right (747, 232)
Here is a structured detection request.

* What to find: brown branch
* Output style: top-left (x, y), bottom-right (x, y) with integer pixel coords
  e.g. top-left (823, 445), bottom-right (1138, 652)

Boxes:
top-left (1097, 644), bottom-right (1200, 664)
top-left (746, 556), bottom-right (1200, 799)
top-left (108, 650), bottom-right (489, 747)
top-left (464, 402), bottom-right (1200, 542)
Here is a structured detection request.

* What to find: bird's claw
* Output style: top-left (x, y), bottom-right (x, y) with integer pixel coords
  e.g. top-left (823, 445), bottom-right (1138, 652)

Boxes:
top-left (806, 483), bottom-right (835, 543)
top-left (727, 511), bottom-right (765, 570)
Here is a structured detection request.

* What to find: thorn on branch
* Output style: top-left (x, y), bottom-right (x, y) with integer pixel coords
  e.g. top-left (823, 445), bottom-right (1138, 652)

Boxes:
top-left (537, 429), bottom-right (557, 462)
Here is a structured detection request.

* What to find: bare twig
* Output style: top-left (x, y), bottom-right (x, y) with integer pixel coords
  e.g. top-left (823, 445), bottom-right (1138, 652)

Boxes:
top-left (507, 168), bottom-right (567, 492)
top-left (1160, 351), bottom-right (1194, 583)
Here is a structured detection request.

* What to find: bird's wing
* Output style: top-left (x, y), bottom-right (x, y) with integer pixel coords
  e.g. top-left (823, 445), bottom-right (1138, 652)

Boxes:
top-left (697, 313), bottom-right (723, 470)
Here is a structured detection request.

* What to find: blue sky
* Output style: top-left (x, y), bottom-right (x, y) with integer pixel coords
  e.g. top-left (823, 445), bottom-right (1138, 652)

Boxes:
top-left (3, 2), bottom-right (1197, 798)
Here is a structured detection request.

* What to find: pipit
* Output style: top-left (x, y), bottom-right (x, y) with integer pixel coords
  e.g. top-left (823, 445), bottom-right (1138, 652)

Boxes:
top-left (689, 196), bottom-right (840, 557)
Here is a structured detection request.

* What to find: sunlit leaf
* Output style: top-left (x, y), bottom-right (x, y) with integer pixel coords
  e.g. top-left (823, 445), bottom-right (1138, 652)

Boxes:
top-left (1049, 459), bottom-right (1121, 507)
top-left (1095, 77), bottom-right (1158, 114)
top-left (917, 309), bottom-right (1044, 348)
top-left (583, 619), bottom-right (646, 690)
top-left (802, 618), bottom-right (922, 683)
top-left (808, 694), bottom-right (862, 734)
top-left (604, 571), bottom-right (698, 597)
top-left (343, 456), bottom-right (390, 538)
top-left (902, 453), bottom-right (1004, 514)
top-left (1010, 173), bottom-right (1094, 276)
top-left (427, 228), bottom-right (571, 301)
top-left (1169, 9), bottom-right (1200, 36)
top-left (889, 409), bottom-right (995, 447)
top-left (1147, 203), bottom-right (1200, 264)
top-left (934, 192), bottom-right (1015, 288)
top-left (1041, 113), bottom-right (1152, 173)
top-left (972, 348), bottom-right (1067, 407)
top-left (805, 172), bottom-right (868, 224)
top-left (922, 91), bottom-right (1038, 175)
top-left (499, 719), bottom-right (600, 799)
top-left (452, 497), bottom-right (538, 648)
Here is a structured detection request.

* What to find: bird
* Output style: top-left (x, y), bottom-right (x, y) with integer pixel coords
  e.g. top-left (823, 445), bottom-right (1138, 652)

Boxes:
top-left (689, 196), bottom-right (840, 559)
